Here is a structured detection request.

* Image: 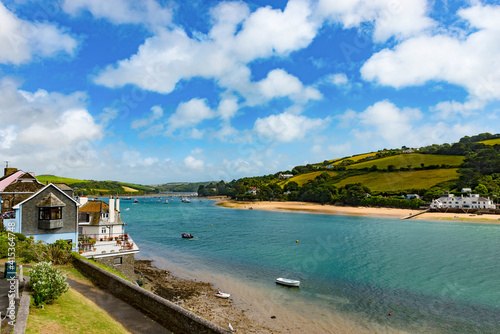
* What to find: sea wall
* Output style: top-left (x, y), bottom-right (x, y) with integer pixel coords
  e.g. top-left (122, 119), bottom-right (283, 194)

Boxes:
top-left (93, 253), bottom-right (135, 279)
top-left (73, 258), bottom-right (230, 334)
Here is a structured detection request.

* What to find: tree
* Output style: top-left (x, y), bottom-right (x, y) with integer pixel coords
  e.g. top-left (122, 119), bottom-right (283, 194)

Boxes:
top-left (474, 184), bottom-right (488, 196)
top-left (284, 181), bottom-right (299, 192)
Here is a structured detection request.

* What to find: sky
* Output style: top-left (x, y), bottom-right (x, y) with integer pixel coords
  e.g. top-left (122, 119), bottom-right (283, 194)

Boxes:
top-left (1, 0), bottom-right (500, 185)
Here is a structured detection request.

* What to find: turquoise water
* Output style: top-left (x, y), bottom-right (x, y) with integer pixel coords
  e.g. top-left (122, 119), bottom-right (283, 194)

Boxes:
top-left (119, 198), bottom-right (500, 333)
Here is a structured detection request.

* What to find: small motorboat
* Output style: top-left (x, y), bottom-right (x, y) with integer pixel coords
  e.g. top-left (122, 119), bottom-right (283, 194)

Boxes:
top-left (276, 277), bottom-right (300, 287)
top-left (215, 291), bottom-right (230, 299)
top-left (181, 233), bottom-right (194, 239)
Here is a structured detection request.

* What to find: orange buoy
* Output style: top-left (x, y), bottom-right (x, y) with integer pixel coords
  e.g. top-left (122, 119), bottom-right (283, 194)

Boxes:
top-left (388, 313), bottom-right (392, 316)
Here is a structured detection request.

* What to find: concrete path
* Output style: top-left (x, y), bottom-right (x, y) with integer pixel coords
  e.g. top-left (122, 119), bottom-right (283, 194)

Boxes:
top-left (66, 278), bottom-right (172, 334)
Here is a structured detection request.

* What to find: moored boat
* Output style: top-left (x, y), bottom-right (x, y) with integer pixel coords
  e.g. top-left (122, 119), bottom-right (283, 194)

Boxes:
top-left (182, 233), bottom-right (194, 239)
top-left (276, 277), bottom-right (300, 287)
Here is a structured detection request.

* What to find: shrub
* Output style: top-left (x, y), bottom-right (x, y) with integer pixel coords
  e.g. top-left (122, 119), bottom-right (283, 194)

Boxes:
top-left (28, 262), bottom-right (69, 306)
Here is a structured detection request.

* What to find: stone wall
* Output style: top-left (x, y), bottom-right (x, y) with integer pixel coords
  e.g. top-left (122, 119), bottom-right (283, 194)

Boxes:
top-left (94, 253), bottom-right (135, 279)
top-left (73, 258), bottom-right (230, 334)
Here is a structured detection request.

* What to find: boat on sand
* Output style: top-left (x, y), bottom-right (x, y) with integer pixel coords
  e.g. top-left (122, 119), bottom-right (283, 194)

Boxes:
top-left (215, 291), bottom-right (230, 299)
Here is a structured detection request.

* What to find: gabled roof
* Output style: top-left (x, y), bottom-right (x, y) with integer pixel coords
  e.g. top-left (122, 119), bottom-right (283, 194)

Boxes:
top-left (13, 183), bottom-right (79, 209)
top-left (0, 171), bottom-right (24, 192)
top-left (36, 193), bottom-right (66, 207)
top-left (79, 200), bottom-right (109, 213)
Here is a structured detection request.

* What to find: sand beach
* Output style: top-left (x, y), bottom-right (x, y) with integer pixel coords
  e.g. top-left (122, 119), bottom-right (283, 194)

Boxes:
top-left (217, 200), bottom-right (500, 224)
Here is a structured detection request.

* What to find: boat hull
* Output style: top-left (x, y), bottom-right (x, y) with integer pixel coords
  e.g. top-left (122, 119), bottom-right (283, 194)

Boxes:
top-left (276, 278), bottom-right (300, 287)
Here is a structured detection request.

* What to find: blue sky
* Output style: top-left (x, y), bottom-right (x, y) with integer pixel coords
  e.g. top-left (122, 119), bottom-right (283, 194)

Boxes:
top-left (1, 0), bottom-right (500, 184)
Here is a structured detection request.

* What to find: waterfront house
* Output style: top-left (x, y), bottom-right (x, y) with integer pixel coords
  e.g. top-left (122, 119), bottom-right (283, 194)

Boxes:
top-left (247, 187), bottom-right (259, 195)
top-left (430, 194), bottom-right (495, 209)
top-left (7, 183), bottom-right (79, 246)
top-left (78, 196), bottom-right (139, 278)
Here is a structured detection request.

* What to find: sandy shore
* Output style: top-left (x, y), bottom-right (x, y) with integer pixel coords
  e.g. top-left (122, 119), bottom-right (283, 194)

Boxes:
top-left (217, 200), bottom-right (500, 224)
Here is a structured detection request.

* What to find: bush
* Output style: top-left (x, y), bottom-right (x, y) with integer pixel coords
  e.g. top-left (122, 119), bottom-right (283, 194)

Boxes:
top-left (28, 262), bottom-right (69, 306)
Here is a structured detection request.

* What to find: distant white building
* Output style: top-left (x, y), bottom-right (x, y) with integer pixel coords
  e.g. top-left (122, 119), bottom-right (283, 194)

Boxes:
top-left (461, 188), bottom-right (472, 193)
top-left (247, 187), bottom-right (259, 195)
top-left (430, 194), bottom-right (495, 209)
top-left (279, 173), bottom-right (293, 179)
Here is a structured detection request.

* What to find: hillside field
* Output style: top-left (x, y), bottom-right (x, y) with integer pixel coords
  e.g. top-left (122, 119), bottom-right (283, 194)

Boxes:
top-left (285, 171), bottom-right (338, 186)
top-left (36, 175), bottom-right (86, 184)
top-left (480, 138), bottom-right (500, 146)
top-left (334, 169), bottom-right (460, 192)
top-left (347, 153), bottom-right (464, 170)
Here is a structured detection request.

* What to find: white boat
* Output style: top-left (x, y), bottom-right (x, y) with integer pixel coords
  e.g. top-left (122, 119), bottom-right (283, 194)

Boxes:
top-left (276, 278), bottom-right (300, 287)
top-left (215, 291), bottom-right (230, 299)
top-left (181, 197), bottom-right (191, 203)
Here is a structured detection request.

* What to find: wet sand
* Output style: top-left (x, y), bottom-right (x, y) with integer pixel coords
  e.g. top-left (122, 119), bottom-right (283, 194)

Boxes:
top-left (134, 260), bottom-right (277, 333)
top-left (217, 200), bottom-right (500, 224)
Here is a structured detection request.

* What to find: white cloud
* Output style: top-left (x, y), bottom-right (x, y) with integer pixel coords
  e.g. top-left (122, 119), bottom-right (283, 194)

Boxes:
top-left (255, 69), bottom-right (322, 104)
top-left (317, 0), bottom-right (435, 42)
top-left (0, 2), bottom-right (78, 64)
top-left (94, 0), bottom-right (321, 106)
top-left (431, 99), bottom-right (486, 119)
top-left (131, 105), bottom-right (163, 129)
top-left (0, 77), bottom-right (104, 176)
top-left (254, 112), bottom-right (327, 142)
top-left (361, 4), bottom-right (500, 101)
top-left (166, 98), bottom-right (215, 135)
top-left (183, 155), bottom-right (204, 171)
top-left (62, 0), bottom-right (172, 31)
top-left (122, 150), bottom-right (159, 168)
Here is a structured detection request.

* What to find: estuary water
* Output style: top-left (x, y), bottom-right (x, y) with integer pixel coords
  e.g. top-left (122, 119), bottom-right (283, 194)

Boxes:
top-left (119, 197), bottom-right (500, 333)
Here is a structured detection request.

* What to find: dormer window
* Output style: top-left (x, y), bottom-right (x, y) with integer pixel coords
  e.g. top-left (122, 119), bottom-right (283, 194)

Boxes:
top-left (36, 193), bottom-right (65, 229)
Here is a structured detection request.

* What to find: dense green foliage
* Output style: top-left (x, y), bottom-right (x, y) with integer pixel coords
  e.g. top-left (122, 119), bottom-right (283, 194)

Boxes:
top-left (196, 133), bottom-right (500, 207)
top-left (28, 262), bottom-right (69, 306)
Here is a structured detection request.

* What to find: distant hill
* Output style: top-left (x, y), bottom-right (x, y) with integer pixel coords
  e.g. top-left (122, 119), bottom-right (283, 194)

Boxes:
top-left (36, 175), bottom-right (156, 196)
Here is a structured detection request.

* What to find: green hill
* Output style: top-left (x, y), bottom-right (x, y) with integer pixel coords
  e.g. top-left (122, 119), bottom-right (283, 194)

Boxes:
top-left (480, 138), bottom-right (500, 146)
top-left (36, 175), bottom-right (156, 195)
top-left (346, 153), bottom-right (464, 170)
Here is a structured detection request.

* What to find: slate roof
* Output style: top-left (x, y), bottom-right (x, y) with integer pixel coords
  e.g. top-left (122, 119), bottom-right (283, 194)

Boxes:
top-left (36, 192), bottom-right (66, 207)
top-left (79, 200), bottom-right (109, 213)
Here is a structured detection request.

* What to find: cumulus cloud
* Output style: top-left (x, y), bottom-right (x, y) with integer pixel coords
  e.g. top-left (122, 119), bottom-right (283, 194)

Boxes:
top-left (0, 2), bottom-right (78, 65)
top-left (62, 0), bottom-right (172, 31)
top-left (317, 0), bottom-right (435, 42)
top-left (184, 155), bottom-right (204, 171)
top-left (0, 77), bottom-right (103, 175)
top-left (166, 98), bottom-right (215, 135)
top-left (338, 100), bottom-right (482, 150)
top-left (361, 4), bottom-right (500, 101)
top-left (94, 0), bottom-right (321, 106)
top-left (131, 105), bottom-right (164, 130)
top-left (254, 112), bottom-right (327, 142)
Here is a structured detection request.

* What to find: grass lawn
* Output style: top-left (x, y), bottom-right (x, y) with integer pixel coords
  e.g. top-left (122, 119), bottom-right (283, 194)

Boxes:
top-left (25, 288), bottom-right (130, 334)
top-left (334, 169), bottom-right (460, 192)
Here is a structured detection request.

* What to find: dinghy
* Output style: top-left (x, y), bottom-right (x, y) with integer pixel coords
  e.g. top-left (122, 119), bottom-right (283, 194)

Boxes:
top-left (215, 291), bottom-right (230, 299)
top-left (276, 277), bottom-right (300, 287)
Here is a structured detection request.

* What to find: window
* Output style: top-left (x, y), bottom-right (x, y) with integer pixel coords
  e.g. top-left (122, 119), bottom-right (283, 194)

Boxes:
top-left (101, 227), bottom-right (107, 234)
top-left (113, 257), bottom-right (122, 265)
top-left (39, 207), bottom-right (62, 220)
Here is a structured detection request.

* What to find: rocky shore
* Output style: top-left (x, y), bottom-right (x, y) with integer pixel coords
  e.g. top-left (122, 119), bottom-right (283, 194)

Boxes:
top-left (134, 260), bottom-right (277, 333)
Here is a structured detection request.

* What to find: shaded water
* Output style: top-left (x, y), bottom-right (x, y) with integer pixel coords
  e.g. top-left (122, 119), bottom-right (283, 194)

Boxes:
top-left (119, 197), bottom-right (500, 333)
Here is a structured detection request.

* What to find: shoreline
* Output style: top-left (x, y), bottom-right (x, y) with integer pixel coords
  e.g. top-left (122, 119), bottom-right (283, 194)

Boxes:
top-left (216, 199), bottom-right (500, 224)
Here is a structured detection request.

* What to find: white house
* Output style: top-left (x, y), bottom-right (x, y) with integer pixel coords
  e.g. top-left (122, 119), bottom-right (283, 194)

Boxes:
top-left (430, 194), bottom-right (495, 209)
top-left (278, 173), bottom-right (293, 179)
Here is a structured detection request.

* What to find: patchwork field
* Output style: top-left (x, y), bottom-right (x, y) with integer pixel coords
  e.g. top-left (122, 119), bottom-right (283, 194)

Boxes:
top-left (285, 171), bottom-right (338, 186)
top-left (347, 153), bottom-right (464, 170)
top-left (480, 138), bottom-right (500, 145)
top-left (334, 169), bottom-right (460, 192)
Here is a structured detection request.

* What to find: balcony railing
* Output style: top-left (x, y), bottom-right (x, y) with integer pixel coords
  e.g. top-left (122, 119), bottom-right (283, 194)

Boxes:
top-left (78, 235), bottom-right (136, 256)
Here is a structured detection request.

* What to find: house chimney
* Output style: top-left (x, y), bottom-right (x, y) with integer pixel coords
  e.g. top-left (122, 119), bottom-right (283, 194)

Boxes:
top-left (109, 197), bottom-right (115, 223)
top-left (116, 197), bottom-right (120, 212)
top-left (79, 196), bottom-right (88, 206)
top-left (4, 167), bottom-right (17, 177)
